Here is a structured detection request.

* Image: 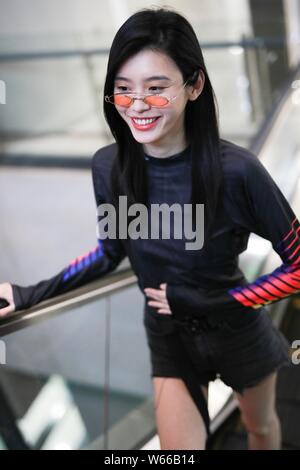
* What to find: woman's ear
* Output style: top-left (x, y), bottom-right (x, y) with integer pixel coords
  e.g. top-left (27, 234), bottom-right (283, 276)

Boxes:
top-left (187, 70), bottom-right (205, 102)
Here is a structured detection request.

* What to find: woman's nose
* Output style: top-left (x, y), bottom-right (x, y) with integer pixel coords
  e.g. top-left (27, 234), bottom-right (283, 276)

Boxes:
top-left (129, 97), bottom-right (151, 113)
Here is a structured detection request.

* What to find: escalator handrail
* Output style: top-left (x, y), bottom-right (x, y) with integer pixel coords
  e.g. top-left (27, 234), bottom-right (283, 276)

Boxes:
top-left (0, 267), bottom-right (136, 336)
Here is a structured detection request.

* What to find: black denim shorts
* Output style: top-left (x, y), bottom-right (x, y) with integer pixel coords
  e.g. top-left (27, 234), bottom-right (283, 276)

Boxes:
top-left (144, 305), bottom-right (291, 394)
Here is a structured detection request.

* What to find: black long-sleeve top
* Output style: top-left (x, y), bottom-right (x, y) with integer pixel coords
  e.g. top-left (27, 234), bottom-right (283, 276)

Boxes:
top-left (11, 139), bottom-right (300, 332)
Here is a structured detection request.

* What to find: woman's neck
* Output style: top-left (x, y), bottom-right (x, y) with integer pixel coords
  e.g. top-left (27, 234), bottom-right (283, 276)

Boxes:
top-left (142, 138), bottom-right (189, 159)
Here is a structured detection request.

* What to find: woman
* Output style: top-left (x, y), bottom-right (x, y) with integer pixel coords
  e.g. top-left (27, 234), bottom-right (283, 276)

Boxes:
top-left (0, 7), bottom-right (299, 450)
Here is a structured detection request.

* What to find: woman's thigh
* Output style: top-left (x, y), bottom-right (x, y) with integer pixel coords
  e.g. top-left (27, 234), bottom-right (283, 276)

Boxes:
top-left (233, 371), bottom-right (278, 433)
top-left (152, 376), bottom-right (208, 450)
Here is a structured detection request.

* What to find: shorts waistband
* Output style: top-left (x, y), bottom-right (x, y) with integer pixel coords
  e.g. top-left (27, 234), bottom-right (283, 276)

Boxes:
top-left (173, 313), bottom-right (225, 335)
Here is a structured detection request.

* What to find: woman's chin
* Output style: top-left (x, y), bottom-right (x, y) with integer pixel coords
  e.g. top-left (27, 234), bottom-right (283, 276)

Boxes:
top-left (131, 131), bottom-right (163, 144)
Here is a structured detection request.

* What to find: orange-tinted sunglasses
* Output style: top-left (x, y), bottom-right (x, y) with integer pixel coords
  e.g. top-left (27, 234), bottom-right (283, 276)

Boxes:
top-left (105, 80), bottom-right (189, 108)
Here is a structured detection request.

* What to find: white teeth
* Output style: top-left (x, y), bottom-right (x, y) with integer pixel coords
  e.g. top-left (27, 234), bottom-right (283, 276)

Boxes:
top-left (132, 117), bottom-right (158, 125)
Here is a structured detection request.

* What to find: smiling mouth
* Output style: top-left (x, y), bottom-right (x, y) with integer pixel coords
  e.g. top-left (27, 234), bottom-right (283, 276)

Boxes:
top-left (131, 117), bottom-right (161, 124)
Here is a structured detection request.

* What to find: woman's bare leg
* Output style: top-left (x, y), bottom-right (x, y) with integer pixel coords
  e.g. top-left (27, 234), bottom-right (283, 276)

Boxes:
top-left (234, 371), bottom-right (281, 450)
top-left (152, 376), bottom-right (208, 450)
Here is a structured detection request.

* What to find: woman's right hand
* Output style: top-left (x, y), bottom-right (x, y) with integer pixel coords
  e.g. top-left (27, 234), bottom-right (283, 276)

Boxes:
top-left (0, 283), bottom-right (16, 317)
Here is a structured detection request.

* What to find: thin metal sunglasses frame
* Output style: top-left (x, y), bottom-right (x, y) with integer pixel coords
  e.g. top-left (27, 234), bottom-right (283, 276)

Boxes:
top-left (104, 79), bottom-right (189, 107)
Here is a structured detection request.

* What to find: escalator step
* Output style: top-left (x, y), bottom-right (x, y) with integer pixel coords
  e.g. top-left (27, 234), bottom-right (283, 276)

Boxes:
top-left (217, 431), bottom-right (247, 450)
top-left (277, 401), bottom-right (300, 449)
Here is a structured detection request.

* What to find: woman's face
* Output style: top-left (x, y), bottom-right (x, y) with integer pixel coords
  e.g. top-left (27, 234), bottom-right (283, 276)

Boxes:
top-left (113, 49), bottom-right (201, 156)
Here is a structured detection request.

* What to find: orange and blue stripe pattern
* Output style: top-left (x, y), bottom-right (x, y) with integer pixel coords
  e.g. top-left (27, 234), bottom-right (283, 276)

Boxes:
top-left (62, 242), bottom-right (104, 281)
top-left (228, 217), bottom-right (300, 309)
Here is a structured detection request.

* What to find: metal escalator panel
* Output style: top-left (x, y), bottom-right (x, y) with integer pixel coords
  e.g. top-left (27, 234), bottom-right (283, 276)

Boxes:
top-left (0, 274), bottom-right (152, 450)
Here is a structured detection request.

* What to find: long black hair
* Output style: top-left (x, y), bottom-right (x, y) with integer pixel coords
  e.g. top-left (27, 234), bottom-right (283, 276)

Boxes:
top-left (103, 6), bottom-right (224, 243)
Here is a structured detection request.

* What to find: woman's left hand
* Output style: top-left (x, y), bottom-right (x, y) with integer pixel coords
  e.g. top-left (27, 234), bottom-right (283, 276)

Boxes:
top-left (144, 283), bottom-right (173, 315)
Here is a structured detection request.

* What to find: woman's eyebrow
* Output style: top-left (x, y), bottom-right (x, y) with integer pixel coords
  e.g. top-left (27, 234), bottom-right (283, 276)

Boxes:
top-left (114, 75), bottom-right (171, 82)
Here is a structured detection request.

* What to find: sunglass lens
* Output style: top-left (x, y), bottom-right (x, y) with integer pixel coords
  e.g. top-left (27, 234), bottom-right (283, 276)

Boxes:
top-left (113, 95), bottom-right (132, 106)
top-left (145, 96), bottom-right (169, 106)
